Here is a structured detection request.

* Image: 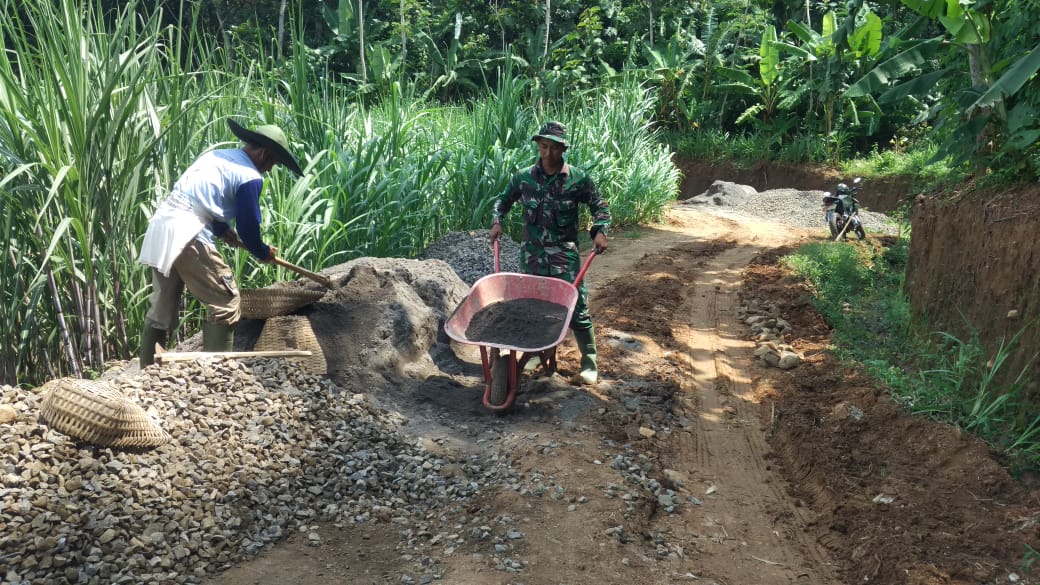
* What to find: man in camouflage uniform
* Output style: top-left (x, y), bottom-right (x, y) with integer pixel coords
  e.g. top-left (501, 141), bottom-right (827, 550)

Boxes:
top-left (489, 121), bottom-right (611, 384)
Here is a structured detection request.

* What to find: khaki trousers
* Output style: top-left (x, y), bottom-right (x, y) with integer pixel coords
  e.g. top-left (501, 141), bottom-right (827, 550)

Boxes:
top-left (145, 240), bottom-right (241, 330)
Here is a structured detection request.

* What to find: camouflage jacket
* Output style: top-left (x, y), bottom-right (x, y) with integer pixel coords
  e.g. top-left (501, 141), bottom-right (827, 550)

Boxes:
top-left (492, 160), bottom-right (611, 247)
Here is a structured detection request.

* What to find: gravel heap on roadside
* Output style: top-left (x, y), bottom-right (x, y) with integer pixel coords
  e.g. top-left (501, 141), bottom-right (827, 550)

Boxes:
top-left (419, 230), bottom-right (520, 285)
top-left (684, 184), bottom-right (901, 235)
top-left (0, 358), bottom-right (509, 585)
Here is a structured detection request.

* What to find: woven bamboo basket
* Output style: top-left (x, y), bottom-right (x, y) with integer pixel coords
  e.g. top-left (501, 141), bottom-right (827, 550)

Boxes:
top-left (240, 287), bottom-right (325, 320)
top-left (255, 316), bottom-right (327, 375)
top-left (38, 378), bottom-right (171, 448)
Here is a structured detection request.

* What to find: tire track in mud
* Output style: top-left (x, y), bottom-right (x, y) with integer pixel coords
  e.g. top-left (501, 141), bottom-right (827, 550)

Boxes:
top-left (592, 210), bottom-right (839, 584)
top-left (668, 240), bottom-right (839, 584)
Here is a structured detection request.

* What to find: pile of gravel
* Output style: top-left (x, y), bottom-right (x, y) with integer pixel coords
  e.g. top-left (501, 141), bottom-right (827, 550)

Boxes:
top-left (419, 230), bottom-right (520, 285)
top-left (684, 181), bottom-right (900, 235)
top-left (0, 358), bottom-right (508, 585)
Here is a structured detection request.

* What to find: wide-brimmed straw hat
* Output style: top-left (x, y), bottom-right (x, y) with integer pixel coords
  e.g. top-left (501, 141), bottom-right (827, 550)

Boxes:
top-left (227, 119), bottom-right (304, 176)
top-left (531, 121), bottom-right (570, 148)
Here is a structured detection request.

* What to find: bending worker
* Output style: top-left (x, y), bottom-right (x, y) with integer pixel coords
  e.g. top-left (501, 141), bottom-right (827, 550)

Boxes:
top-left (489, 121), bottom-right (611, 384)
top-left (136, 119), bottom-right (304, 366)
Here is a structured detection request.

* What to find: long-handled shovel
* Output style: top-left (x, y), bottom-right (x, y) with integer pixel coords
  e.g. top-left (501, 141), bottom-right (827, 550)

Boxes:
top-left (270, 256), bottom-right (333, 288)
top-left (226, 238), bottom-right (332, 288)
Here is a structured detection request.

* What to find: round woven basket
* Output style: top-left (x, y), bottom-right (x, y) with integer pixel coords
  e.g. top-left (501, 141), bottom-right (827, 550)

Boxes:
top-left (240, 287), bottom-right (325, 320)
top-left (38, 378), bottom-right (171, 448)
top-left (254, 316), bottom-right (327, 375)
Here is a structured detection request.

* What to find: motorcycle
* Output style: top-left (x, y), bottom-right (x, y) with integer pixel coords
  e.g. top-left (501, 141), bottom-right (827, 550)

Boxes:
top-left (822, 177), bottom-right (866, 241)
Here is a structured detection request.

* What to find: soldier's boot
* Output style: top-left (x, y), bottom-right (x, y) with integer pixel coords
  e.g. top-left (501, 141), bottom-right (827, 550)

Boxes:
top-left (202, 322), bottom-right (234, 352)
top-left (574, 327), bottom-right (598, 385)
top-left (139, 325), bottom-right (168, 368)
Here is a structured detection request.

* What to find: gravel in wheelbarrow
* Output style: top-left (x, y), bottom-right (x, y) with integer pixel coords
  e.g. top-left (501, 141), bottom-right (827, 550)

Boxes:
top-left (464, 298), bottom-right (570, 349)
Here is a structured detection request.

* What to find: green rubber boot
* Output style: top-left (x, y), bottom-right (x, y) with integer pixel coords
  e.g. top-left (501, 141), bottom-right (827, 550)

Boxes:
top-left (202, 322), bottom-right (234, 352)
top-left (139, 325), bottom-right (168, 367)
top-left (574, 327), bottom-right (598, 385)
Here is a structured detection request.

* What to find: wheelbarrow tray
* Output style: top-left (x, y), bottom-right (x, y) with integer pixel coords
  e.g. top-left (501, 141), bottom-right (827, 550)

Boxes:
top-left (445, 272), bottom-right (578, 353)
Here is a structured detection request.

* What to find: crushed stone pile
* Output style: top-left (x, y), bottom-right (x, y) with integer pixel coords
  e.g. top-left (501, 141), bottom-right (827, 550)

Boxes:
top-left (0, 358), bottom-right (510, 585)
top-left (419, 230), bottom-right (520, 285)
top-left (683, 180), bottom-right (901, 234)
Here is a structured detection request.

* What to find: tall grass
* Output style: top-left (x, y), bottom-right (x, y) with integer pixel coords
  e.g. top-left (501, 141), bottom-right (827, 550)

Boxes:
top-left (0, 0), bottom-right (216, 380)
top-left (0, 0), bottom-right (678, 386)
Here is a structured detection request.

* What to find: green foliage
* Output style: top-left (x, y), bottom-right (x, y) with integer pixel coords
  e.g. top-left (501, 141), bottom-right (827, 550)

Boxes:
top-left (0, 4), bottom-right (677, 385)
top-left (841, 140), bottom-right (967, 191)
top-left (910, 323), bottom-right (1036, 455)
top-left (0, 0), bottom-right (227, 381)
top-left (783, 243), bottom-right (873, 324)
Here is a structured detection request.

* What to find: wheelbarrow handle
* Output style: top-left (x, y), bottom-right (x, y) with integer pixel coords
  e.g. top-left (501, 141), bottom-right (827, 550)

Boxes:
top-left (493, 237), bottom-right (597, 285)
top-left (573, 248), bottom-right (598, 287)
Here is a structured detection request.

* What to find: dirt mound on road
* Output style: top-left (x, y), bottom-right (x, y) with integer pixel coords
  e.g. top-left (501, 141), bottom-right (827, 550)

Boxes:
top-left (236, 257), bottom-right (470, 391)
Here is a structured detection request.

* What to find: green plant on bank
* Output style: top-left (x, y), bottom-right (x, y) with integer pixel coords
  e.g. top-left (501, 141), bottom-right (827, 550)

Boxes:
top-left (783, 240), bottom-right (1040, 470)
top-left (666, 124), bottom-right (969, 192)
top-left (911, 322), bottom-right (1037, 450)
top-left (1022, 543), bottom-right (1040, 578)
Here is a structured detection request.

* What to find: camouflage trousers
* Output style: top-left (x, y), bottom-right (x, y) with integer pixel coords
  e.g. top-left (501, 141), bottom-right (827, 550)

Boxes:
top-left (519, 240), bottom-right (592, 331)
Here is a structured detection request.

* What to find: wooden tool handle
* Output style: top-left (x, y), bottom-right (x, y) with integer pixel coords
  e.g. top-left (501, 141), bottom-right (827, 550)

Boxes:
top-left (155, 348), bottom-right (313, 364)
top-left (226, 239), bottom-right (332, 287)
top-left (272, 257), bottom-right (333, 288)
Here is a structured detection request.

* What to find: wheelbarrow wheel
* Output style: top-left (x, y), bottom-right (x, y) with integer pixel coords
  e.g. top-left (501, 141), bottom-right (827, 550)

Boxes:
top-left (488, 353), bottom-right (511, 407)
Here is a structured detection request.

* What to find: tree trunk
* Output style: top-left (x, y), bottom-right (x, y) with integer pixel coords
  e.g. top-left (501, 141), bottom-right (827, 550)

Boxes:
top-left (543, 0), bottom-right (551, 69)
top-left (359, 0), bottom-right (367, 82)
top-left (277, 0), bottom-right (288, 60)
top-left (400, 0), bottom-right (407, 62)
top-left (647, 0), bottom-right (654, 47)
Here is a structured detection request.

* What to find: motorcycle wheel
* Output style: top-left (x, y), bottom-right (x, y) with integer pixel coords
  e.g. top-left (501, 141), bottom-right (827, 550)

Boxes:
top-left (854, 225), bottom-right (866, 240)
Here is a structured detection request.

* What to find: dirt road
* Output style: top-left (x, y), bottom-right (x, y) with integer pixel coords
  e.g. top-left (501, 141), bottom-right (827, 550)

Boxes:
top-left (209, 206), bottom-right (1036, 585)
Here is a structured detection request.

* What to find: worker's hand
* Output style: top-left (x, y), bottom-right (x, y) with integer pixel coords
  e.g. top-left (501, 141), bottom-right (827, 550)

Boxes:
top-left (489, 223), bottom-right (502, 242)
top-left (220, 230), bottom-right (244, 249)
top-left (593, 231), bottom-right (608, 254)
top-left (262, 246), bottom-right (278, 264)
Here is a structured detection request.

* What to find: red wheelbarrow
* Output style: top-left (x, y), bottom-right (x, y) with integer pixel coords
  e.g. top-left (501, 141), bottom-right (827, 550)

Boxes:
top-left (444, 241), bottom-right (597, 412)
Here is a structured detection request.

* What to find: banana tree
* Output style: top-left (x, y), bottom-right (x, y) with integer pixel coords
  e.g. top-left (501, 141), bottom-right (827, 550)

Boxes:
top-left (715, 25), bottom-right (796, 131)
top-left (847, 0), bottom-right (1040, 171)
top-left (782, 9), bottom-right (884, 157)
top-left (634, 33), bottom-right (702, 129)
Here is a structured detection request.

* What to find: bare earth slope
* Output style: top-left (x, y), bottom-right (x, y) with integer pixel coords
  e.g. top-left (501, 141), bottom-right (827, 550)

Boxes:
top-left (209, 206), bottom-right (1039, 585)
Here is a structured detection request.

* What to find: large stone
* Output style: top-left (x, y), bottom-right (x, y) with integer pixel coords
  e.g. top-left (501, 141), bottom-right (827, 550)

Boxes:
top-left (777, 350), bottom-right (802, 370)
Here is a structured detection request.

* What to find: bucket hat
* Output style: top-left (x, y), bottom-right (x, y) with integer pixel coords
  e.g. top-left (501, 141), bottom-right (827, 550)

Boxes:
top-left (531, 121), bottom-right (570, 148)
top-left (227, 119), bottom-right (304, 176)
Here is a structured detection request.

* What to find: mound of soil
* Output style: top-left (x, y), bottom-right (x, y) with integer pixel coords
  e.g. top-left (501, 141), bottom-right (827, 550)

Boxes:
top-left (236, 256), bottom-right (470, 390)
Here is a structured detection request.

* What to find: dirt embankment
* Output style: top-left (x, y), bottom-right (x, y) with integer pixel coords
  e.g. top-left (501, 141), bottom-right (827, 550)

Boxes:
top-left (908, 183), bottom-right (1040, 394)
